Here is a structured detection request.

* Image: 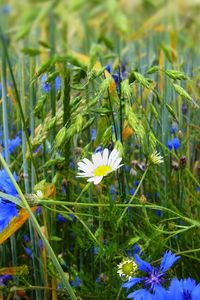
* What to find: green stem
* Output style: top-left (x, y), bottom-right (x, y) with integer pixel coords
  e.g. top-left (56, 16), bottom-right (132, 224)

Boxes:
top-left (0, 153), bottom-right (77, 300)
top-left (116, 167), bottom-right (149, 227)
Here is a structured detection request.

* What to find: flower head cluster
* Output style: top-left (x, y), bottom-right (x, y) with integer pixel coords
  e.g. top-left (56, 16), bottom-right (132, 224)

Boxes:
top-left (77, 148), bottom-right (123, 185)
top-left (117, 258), bottom-right (138, 280)
top-left (122, 251), bottom-right (180, 299)
top-left (149, 151), bottom-right (164, 165)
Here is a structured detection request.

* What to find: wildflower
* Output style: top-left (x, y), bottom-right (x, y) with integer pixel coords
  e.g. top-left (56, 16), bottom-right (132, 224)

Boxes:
top-left (0, 201), bottom-right (18, 232)
top-left (0, 275), bottom-right (12, 286)
top-left (57, 214), bottom-right (67, 223)
top-left (77, 148), bottom-right (123, 185)
top-left (118, 258), bottom-right (138, 280)
top-left (167, 138), bottom-right (180, 150)
top-left (25, 247), bottom-right (33, 258)
top-left (122, 251), bottom-right (180, 297)
top-left (70, 276), bottom-right (81, 288)
top-left (0, 169), bottom-right (18, 197)
top-left (55, 75), bottom-right (61, 91)
top-left (168, 277), bottom-right (200, 300)
top-left (149, 151), bottom-right (164, 165)
top-left (170, 123), bottom-right (178, 134)
top-left (172, 138), bottom-right (180, 150)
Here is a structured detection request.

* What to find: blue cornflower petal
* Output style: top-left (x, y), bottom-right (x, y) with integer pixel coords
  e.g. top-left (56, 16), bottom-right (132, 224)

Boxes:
top-left (160, 251), bottom-right (180, 272)
top-left (122, 278), bottom-right (144, 290)
top-left (0, 169), bottom-right (18, 197)
top-left (0, 201), bottom-right (18, 232)
top-left (134, 254), bottom-right (153, 272)
top-left (127, 288), bottom-right (153, 300)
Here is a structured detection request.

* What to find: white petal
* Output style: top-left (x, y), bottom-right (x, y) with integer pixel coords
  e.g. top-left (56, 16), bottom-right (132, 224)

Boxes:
top-left (82, 158), bottom-right (95, 169)
top-left (108, 149), bottom-right (120, 166)
top-left (112, 163), bottom-right (123, 171)
top-left (77, 172), bottom-right (93, 177)
top-left (92, 152), bottom-right (103, 167)
top-left (87, 177), bottom-right (95, 182)
top-left (102, 148), bottom-right (109, 165)
top-left (93, 176), bottom-right (103, 185)
top-left (111, 157), bottom-right (122, 169)
top-left (78, 162), bottom-right (91, 172)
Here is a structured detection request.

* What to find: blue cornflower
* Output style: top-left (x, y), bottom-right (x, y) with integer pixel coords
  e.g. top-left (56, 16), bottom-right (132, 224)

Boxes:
top-left (168, 277), bottom-right (200, 300)
top-left (1, 135), bottom-right (21, 158)
top-left (0, 169), bottom-right (18, 197)
top-left (25, 247), bottom-right (33, 258)
top-left (130, 188), bottom-right (135, 196)
top-left (70, 276), bottom-right (81, 288)
top-left (172, 138), bottom-right (180, 150)
top-left (57, 214), bottom-right (67, 223)
top-left (0, 201), bottom-right (18, 232)
top-left (167, 141), bottom-right (173, 150)
top-left (167, 138), bottom-right (180, 150)
top-left (122, 251), bottom-right (180, 298)
top-left (0, 275), bottom-right (12, 286)
top-left (0, 169), bottom-right (19, 232)
top-left (24, 234), bottom-right (30, 243)
top-left (182, 103), bottom-right (187, 114)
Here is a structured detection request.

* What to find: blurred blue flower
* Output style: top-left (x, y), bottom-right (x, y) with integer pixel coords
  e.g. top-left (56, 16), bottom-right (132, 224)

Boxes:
top-left (167, 141), bottom-right (173, 150)
top-left (57, 214), bottom-right (67, 223)
top-left (172, 138), bottom-right (180, 150)
top-left (168, 277), bottom-right (200, 300)
top-left (25, 247), bottom-right (33, 258)
top-left (134, 180), bottom-right (140, 187)
top-left (41, 74), bottom-right (50, 93)
top-left (122, 251), bottom-right (180, 298)
top-left (1, 135), bottom-right (21, 158)
top-left (182, 103), bottom-right (187, 114)
top-left (170, 123), bottom-right (178, 134)
top-left (130, 188), bottom-right (135, 196)
top-left (0, 201), bottom-right (18, 232)
top-left (0, 274), bottom-right (12, 286)
top-left (41, 74), bottom-right (61, 93)
top-left (55, 76), bottom-right (61, 91)
top-left (0, 169), bottom-right (18, 197)
top-left (2, 4), bottom-right (11, 14)
top-left (91, 128), bottom-right (96, 141)
top-left (24, 234), bottom-right (30, 243)
top-left (70, 276), bottom-right (81, 288)
top-left (167, 138), bottom-right (180, 150)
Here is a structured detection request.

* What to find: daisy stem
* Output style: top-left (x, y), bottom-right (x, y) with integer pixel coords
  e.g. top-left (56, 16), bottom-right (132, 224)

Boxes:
top-left (0, 153), bottom-right (77, 300)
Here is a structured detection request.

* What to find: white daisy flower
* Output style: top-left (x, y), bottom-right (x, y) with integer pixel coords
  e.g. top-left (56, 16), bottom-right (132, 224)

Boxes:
top-left (77, 148), bottom-right (123, 185)
top-left (117, 258), bottom-right (138, 280)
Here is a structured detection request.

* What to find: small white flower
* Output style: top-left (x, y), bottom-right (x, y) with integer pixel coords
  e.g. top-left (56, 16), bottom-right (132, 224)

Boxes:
top-left (117, 258), bottom-right (138, 280)
top-left (36, 190), bottom-right (44, 199)
top-left (77, 148), bottom-right (123, 185)
top-left (149, 151), bottom-right (164, 165)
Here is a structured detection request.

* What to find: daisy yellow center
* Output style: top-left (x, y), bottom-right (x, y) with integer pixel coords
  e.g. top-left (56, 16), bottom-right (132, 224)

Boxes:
top-left (93, 165), bottom-right (112, 176)
top-left (122, 261), bottom-right (137, 277)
